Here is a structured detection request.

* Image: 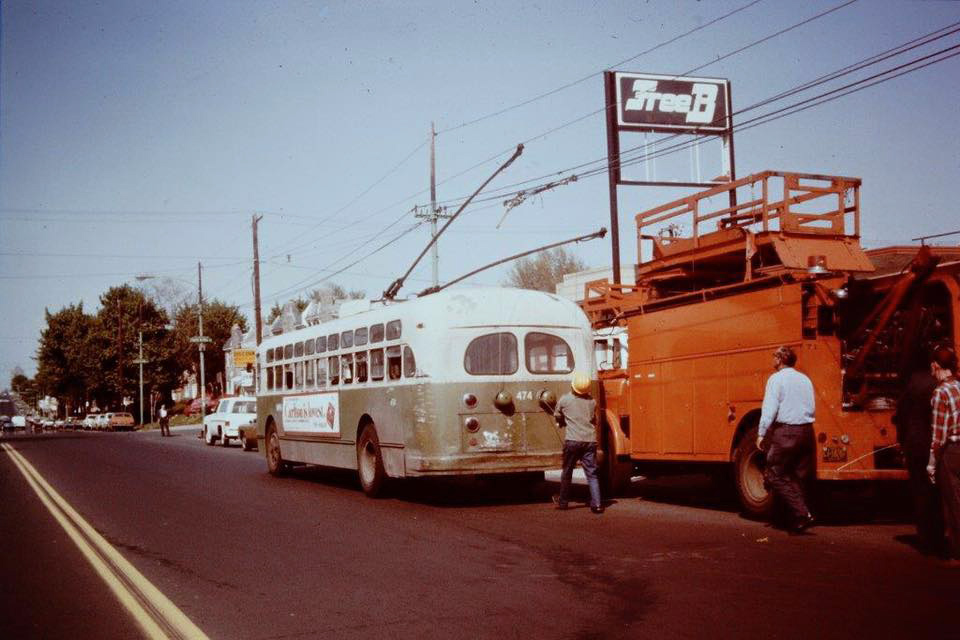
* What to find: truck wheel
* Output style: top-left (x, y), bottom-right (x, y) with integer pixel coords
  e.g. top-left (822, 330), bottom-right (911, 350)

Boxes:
top-left (600, 423), bottom-right (633, 497)
top-left (266, 423), bottom-right (287, 476)
top-left (734, 426), bottom-right (773, 518)
top-left (357, 426), bottom-right (387, 498)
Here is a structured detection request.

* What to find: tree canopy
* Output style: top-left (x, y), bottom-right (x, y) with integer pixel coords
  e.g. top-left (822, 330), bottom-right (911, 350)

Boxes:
top-left (30, 283), bottom-right (247, 419)
top-left (503, 247), bottom-right (587, 293)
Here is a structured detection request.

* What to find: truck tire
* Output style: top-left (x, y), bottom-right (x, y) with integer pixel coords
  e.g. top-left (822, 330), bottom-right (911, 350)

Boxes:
top-left (357, 426), bottom-right (387, 498)
top-left (600, 421), bottom-right (633, 497)
top-left (734, 425), bottom-right (773, 518)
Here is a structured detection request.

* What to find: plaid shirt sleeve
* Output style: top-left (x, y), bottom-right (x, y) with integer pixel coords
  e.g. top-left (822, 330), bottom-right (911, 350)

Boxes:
top-left (931, 380), bottom-right (960, 455)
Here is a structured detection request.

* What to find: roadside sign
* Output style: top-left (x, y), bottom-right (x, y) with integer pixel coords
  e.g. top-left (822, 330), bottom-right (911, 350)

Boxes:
top-left (233, 348), bottom-right (255, 366)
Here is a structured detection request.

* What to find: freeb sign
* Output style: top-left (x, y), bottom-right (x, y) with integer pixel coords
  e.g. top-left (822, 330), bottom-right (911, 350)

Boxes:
top-left (614, 72), bottom-right (730, 134)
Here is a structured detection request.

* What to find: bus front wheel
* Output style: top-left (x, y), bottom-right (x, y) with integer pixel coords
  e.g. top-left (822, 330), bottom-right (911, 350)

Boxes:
top-left (734, 426), bottom-right (773, 518)
top-left (266, 424), bottom-right (288, 476)
top-left (357, 426), bottom-right (387, 498)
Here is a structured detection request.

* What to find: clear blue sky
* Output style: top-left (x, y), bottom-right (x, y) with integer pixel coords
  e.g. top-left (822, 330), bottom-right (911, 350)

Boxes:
top-left (2, 0), bottom-right (959, 378)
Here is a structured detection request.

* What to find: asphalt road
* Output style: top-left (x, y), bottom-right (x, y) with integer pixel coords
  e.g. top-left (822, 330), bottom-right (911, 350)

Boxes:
top-left (0, 427), bottom-right (954, 640)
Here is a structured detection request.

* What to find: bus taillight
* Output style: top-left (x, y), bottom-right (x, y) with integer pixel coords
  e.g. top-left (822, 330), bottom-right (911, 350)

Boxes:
top-left (465, 417), bottom-right (480, 432)
top-left (463, 393), bottom-right (478, 408)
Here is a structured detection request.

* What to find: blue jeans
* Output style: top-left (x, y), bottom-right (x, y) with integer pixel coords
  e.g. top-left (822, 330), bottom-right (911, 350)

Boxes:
top-left (558, 440), bottom-right (602, 509)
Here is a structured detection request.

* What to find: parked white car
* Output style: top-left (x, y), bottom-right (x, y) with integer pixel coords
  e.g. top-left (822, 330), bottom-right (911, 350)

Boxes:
top-left (83, 414), bottom-right (98, 430)
top-left (202, 397), bottom-right (256, 447)
top-left (95, 414), bottom-right (110, 430)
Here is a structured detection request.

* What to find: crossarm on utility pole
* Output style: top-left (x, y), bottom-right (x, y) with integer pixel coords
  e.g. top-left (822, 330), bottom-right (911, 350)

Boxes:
top-left (382, 143), bottom-right (524, 300)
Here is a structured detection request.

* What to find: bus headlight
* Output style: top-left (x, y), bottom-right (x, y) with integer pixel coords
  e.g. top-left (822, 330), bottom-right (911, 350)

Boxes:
top-left (465, 416), bottom-right (480, 432)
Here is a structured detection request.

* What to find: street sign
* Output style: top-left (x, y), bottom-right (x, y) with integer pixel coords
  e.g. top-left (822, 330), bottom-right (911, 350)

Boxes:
top-left (233, 348), bottom-right (255, 366)
top-left (190, 336), bottom-right (212, 344)
top-left (132, 358), bottom-right (149, 365)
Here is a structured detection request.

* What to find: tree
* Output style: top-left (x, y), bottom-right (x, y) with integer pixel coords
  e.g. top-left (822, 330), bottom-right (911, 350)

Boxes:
top-left (171, 299), bottom-right (248, 396)
top-left (35, 302), bottom-right (97, 415)
top-left (91, 285), bottom-right (178, 413)
top-left (503, 247), bottom-right (587, 293)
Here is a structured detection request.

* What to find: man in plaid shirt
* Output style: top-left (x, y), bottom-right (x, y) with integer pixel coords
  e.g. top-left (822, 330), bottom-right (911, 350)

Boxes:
top-left (927, 345), bottom-right (960, 566)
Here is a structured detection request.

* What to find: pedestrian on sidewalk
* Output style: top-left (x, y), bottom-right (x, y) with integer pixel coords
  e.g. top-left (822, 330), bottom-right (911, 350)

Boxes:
top-left (757, 345), bottom-right (816, 534)
top-left (552, 371), bottom-right (603, 514)
top-left (159, 404), bottom-right (170, 437)
top-left (926, 345), bottom-right (960, 567)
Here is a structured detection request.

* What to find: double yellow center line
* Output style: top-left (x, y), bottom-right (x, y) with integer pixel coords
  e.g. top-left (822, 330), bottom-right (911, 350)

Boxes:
top-left (2, 443), bottom-right (209, 640)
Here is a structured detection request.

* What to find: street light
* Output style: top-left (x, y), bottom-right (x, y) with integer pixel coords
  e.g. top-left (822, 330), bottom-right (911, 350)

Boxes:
top-left (136, 262), bottom-right (210, 426)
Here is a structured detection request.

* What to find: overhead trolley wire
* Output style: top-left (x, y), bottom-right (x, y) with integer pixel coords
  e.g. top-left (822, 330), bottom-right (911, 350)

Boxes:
top-left (436, 0), bottom-right (765, 135)
top-left (426, 0), bottom-right (863, 209)
top-left (427, 22), bottom-right (960, 213)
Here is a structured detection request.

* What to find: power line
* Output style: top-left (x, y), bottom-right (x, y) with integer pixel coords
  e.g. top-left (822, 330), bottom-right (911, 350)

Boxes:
top-left (428, 23), bottom-right (960, 213)
top-left (427, 0), bottom-right (862, 206)
top-left (436, 0), bottom-right (765, 135)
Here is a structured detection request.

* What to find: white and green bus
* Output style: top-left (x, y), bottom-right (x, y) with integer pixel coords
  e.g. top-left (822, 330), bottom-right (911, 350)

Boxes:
top-left (255, 286), bottom-right (595, 496)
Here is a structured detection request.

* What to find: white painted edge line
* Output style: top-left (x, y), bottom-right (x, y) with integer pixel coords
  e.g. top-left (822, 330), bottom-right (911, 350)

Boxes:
top-left (2, 443), bottom-right (209, 640)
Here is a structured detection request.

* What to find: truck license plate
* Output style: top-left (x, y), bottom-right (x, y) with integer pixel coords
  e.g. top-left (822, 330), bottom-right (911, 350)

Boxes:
top-left (823, 446), bottom-right (847, 462)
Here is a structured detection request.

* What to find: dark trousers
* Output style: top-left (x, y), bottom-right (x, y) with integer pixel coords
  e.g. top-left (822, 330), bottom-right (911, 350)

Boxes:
top-left (558, 441), bottom-right (602, 509)
top-left (160, 417), bottom-right (170, 436)
top-left (906, 455), bottom-right (944, 552)
top-left (764, 423), bottom-right (815, 526)
top-left (938, 443), bottom-right (960, 560)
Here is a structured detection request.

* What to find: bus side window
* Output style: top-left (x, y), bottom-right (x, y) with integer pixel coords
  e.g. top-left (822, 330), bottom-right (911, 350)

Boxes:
top-left (266, 367), bottom-right (274, 390)
top-left (305, 359), bottom-right (315, 387)
top-left (370, 349), bottom-right (384, 381)
top-left (403, 346), bottom-right (416, 378)
top-left (284, 364), bottom-right (294, 390)
top-left (356, 352), bottom-right (368, 383)
top-left (342, 354), bottom-right (354, 384)
top-left (316, 358), bottom-right (327, 388)
top-left (273, 366), bottom-right (281, 390)
top-left (295, 361), bottom-right (304, 389)
top-left (328, 356), bottom-right (340, 385)
top-left (387, 345), bottom-right (401, 380)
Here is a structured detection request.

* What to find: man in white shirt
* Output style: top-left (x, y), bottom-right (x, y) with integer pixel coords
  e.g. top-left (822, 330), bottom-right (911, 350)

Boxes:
top-left (757, 345), bottom-right (816, 533)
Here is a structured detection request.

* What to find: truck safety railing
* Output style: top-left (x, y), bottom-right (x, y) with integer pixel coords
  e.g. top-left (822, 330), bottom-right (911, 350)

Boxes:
top-left (636, 171), bottom-right (861, 262)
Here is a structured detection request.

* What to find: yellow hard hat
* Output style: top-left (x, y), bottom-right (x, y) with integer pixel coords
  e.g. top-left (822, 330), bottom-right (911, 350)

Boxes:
top-left (571, 371), bottom-right (591, 395)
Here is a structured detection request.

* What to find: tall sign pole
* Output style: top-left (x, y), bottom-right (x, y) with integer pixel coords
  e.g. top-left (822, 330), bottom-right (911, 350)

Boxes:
top-left (604, 72), bottom-right (623, 286)
top-left (603, 71), bottom-right (735, 279)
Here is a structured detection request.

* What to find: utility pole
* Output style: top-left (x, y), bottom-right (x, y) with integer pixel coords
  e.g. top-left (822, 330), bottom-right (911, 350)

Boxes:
top-left (189, 261), bottom-right (212, 424)
top-left (252, 214), bottom-right (264, 346)
top-left (414, 122), bottom-right (450, 287)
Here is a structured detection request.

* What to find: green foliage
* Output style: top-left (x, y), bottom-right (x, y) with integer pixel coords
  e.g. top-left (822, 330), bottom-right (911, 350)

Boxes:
top-left (35, 302), bottom-right (97, 413)
top-left (503, 247), bottom-right (587, 293)
top-left (170, 298), bottom-right (247, 394)
top-left (31, 283), bottom-right (248, 418)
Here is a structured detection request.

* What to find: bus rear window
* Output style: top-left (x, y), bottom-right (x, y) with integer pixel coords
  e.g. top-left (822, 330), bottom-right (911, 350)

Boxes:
top-left (525, 332), bottom-right (574, 374)
top-left (464, 333), bottom-right (518, 375)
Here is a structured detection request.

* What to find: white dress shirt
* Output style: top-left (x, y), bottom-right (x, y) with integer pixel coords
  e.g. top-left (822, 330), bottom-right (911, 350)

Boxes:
top-left (758, 366), bottom-right (816, 438)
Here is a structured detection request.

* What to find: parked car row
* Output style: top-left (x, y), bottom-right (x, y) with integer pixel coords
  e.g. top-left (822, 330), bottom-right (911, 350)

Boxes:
top-left (80, 412), bottom-right (136, 431)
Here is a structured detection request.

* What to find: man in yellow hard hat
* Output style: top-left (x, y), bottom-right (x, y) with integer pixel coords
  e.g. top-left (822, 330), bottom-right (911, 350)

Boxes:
top-left (553, 371), bottom-right (603, 514)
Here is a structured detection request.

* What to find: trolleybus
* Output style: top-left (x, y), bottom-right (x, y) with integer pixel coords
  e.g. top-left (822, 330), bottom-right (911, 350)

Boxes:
top-left (255, 287), bottom-right (596, 496)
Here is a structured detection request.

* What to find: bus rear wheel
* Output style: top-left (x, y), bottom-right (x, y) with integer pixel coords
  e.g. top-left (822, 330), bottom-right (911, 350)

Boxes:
top-left (266, 423), bottom-right (288, 476)
top-left (357, 426), bottom-right (387, 498)
top-left (734, 426), bottom-right (773, 518)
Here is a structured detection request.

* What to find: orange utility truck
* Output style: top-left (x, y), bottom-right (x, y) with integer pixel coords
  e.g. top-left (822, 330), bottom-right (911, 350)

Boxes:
top-left (583, 171), bottom-right (960, 515)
